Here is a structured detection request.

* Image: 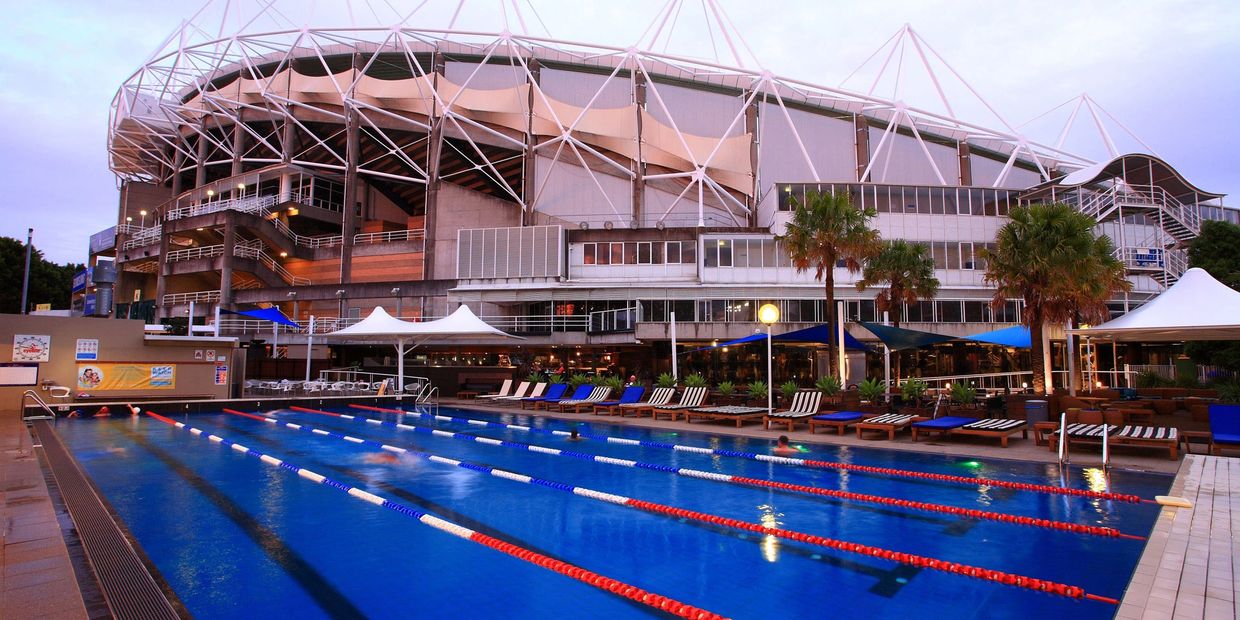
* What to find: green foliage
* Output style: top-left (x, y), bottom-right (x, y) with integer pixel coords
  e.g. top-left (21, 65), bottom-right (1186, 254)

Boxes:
top-left (716, 381), bottom-right (736, 396)
top-left (982, 203), bottom-right (1132, 393)
top-left (568, 373), bottom-right (591, 389)
top-left (527, 372), bottom-right (544, 384)
top-left (1216, 381), bottom-right (1240, 404)
top-left (780, 380), bottom-right (800, 399)
top-left (858, 378), bottom-right (885, 403)
top-left (655, 372), bottom-right (677, 388)
top-left (547, 374), bottom-right (564, 384)
top-left (747, 380), bottom-right (769, 399)
top-left (0, 236), bottom-right (84, 313)
top-left (683, 373), bottom-right (708, 388)
top-left (603, 376), bottom-right (624, 390)
top-left (949, 382), bottom-right (977, 404)
top-left (815, 375), bottom-right (841, 396)
top-left (776, 190), bottom-right (882, 377)
top-left (856, 240), bottom-right (940, 327)
top-left (1173, 373), bottom-right (1201, 389)
top-left (900, 378), bottom-right (929, 403)
top-left (1135, 370), bottom-right (1171, 388)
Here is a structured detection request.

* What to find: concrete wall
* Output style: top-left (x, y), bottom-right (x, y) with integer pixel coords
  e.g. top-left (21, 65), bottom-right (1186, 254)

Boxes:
top-left (0, 314), bottom-right (238, 413)
top-left (433, 183), bottom-right (521, 280)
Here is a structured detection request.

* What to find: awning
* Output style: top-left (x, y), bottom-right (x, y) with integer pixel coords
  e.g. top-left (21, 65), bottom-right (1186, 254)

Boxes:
top-left (1072, 268), bottom-right (1240, 341)
top-left (961, 325), bottom-right (1031, 348)
top-left (222, 306), bottom-right (300, 328)
top-left (858, 322), bottom-right (955, 350)
top-left (688, 324), bottom-right (870, 353)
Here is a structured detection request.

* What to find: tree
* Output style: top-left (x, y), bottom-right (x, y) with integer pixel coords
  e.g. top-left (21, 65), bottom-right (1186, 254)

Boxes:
top-left (981, 203), bottom-right (1131, 394)
top-left (855, 239), bottom-right (939, 380)
top-left (0, 236), bottom-right (83, 314)
top-left (1185, 220), bottom-right (1240, 371)
top-left (777, 190), bottom-right (882, 378)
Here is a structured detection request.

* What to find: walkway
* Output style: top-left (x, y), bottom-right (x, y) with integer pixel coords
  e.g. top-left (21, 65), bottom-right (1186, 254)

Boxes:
top-left (1117, 455), bottom-right (1237, 620)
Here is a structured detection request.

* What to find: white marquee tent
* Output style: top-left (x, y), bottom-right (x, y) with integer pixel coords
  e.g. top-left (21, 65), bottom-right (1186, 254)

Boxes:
top-left (1073, 268), bottom-right (1240, 342)
top-left (321, 305), bottom-right (520, 391)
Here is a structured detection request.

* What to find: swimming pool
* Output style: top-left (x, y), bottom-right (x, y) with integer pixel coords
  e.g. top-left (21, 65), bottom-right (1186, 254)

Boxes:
top-left (57, 405), bottom-right (1170, 619)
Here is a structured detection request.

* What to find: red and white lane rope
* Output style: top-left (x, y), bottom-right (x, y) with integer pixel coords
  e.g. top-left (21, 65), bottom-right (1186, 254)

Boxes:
top-left (146, 410), bottom-right (724, 620)
top-left (223, 408), bottom-right (1121, 604)
top-left (281, 407), bottom-right (1142, 541)
top-left (347, 404), bottom-right (1152, 504)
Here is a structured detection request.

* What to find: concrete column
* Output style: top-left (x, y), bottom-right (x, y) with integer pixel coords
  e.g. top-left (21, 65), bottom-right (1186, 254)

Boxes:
top-left (171, 138), bottom-right (185, 195)
top-left (155, 226), bottom-right (171, 318)
top-left (853, 114), bottom-right (870, 182)
top-left (631, 71), bottom-right (646, 227)
top-left (522, 59), bottom-right (540, 225)
top-left (220, 211), bottom-right (236, 308)
top-left (339, 53), bottom-right (362, 284)
top-left (957, 141), bottom-right (972, 187)
top-left (280, 110), bottom-right (295, 201)
top-left (195, 119), bottom-right (209, 188)
top-left (745, 90), bottom-right (759, 228)
top-left (423, 49), bottom-right (446, 279)
top-left (231, 113), bottom-right (246, 176)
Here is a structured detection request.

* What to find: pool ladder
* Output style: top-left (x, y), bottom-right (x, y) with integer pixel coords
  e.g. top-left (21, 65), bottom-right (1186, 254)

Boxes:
top-left (22, 390), bottom-right (57, 421)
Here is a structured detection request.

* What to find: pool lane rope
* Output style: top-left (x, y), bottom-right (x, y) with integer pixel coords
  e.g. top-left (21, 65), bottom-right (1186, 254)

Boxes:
top-left (346, 404), bottom-right (1151, 505)
top-left (223, 408), bottom-right (1120, 605)
top-left (272, 408), bottom-right (1143, 540)
top-left (145, 411), bottom-right (724, 620)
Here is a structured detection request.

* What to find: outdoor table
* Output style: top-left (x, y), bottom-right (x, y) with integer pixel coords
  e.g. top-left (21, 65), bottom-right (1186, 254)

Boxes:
top-left (1179, 430), bottom-right (1213, 455)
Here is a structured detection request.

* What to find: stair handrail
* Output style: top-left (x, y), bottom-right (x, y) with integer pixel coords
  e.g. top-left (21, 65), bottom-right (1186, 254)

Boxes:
top-left (22, 390), bottom-right (56, 420)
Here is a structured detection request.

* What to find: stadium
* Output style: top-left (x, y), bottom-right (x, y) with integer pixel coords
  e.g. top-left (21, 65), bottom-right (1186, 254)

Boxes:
top-left (94, 0), bottom-right (1233, 390)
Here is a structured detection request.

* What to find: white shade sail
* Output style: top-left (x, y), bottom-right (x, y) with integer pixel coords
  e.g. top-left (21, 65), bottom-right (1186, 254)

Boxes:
top-left (1072, 268), bottom-right (1240, 341)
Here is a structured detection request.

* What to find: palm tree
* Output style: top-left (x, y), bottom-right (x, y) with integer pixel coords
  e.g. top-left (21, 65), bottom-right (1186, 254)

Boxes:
top-left (856, 240), bottom-right (940, 381)
top-left (777, 190), bottom-right (882, 378)
top-left (981, 202), bottom-right (1131, 394)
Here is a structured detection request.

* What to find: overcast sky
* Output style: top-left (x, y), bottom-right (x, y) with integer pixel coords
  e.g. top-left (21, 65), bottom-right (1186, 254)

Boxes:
top-left (2, 0), bottom-right (1237, 264)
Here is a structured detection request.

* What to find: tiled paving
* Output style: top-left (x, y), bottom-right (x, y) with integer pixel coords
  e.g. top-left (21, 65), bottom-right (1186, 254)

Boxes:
top-left (0, 413), bottom-right (88, 620)
top-left (1117, 455), bottom-right (1237, 620)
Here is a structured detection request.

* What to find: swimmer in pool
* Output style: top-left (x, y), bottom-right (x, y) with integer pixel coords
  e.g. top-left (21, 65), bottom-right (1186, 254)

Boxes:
top-left (363, 452), bottom-right (401, 464)
top-left (92, 406), bottom-right (112, 418)
top-left (567, 429), bottom-right (583, 441)
top-left (773, 435), bottom-right (797, 455)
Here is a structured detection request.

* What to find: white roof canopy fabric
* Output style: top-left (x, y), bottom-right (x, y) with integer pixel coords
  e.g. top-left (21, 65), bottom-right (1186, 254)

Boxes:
top-left (1072, 268), bottom-right (1240, 341)
top-left (321, 305), bottom-right (520, 391)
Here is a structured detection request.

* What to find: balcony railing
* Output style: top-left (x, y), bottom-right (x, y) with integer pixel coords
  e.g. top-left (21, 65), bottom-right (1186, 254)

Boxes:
top-left (165, 194), bottom-right (280, 221)
top-left (589, 306), bottom-right (641, 333)
top-left (166, 244), bottom-right (224, 263)
top-left (162, 290), bottom-right (220, 305)
top-left (354, 229), bottom-right (425, 245)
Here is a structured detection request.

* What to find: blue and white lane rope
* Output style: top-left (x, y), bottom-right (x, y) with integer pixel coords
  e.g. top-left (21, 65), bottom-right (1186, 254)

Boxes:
top-left (269, 408), bottom-right (1141, 540)
top-left (218, 408), bottom-right (1120, 603)
top-left (143, 411), bottom-right (724, 620)
top-left (344, 404), bottom-right (1150, 504)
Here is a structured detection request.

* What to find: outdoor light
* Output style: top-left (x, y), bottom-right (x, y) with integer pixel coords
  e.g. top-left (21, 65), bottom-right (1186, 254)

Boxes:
top-left (140, 209), bottom-right (148, 227)
top-left (279, 251), bottom-right (288, 258)
top-left (758, 303), bottom-right (780, 417)
top-left (126, 216), bottom-right (132, 223)
top-left (207, 189), bottom-right (215, 197)
top-left (287, 207), bottom-right (299, 216)
top-left (237, 183), bottom-right (246, 189)
top-left (196, 227), bottom-right (203, 231)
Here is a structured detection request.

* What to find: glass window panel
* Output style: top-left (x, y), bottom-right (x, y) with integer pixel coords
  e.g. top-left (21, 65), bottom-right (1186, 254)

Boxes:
top-left (874, 186), bottom-right (891, 213)
top-left (717, 240), bottom-right (733, 267)
top-left (916, 187), bottom-right (932, 214)
top-left (734, 239), bottom-right (750, 268)
top-left (651, 241), bottom-right (663, 264)
top-left (761, 239), bottom-right (776, 268)
top-left (931, 242), bottom-right (947, 269)
top-left (623, 242), bottom-right (638, 264)
top-left (937, 300), bottom-right (962, 323)
top-left (946, 241), bottom-right (960, 269)
top-left (964, 301), bottom-right (985, 323)
top-left (665, 241), bottom-right (680, 264)
top-left (930, 188), bottom-right (946, 214)
top-left (703, 240), bottom-right (717, 267)
top-left (583, 243), bottom-right (596, 265)
top-left (904, 302), bottom-right (922, 322)
top-left (710, 300), bottom-right (726, 322)
top-left (638, 242), bottom-right (652, 264)
top-left (682, 241), bottom-right (696, 264)
top-left (960, 242), bottom-right (974, 270)
top-left (672, 300), bottom-right (695, 322)
top-left (611, 243), bottom-right (625, 264)
top-left (597, 243), bottom-right (610, 265)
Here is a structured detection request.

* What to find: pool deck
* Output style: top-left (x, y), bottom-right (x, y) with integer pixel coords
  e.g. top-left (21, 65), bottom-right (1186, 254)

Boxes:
top-left (1116, 454), bottom-right (1238, 620)
top-left (1, 412), bottom-right (88, 619)
top-left (1, 398), bottom-right (1234, 618)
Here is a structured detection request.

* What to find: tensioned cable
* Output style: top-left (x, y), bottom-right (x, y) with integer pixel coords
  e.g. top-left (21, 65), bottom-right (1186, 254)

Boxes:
top-left (345, 404), bottom-right (1153, 504)
top-left (273, 407), bottom-right (1143, 540)
top-left (144, 410), bottom-right (723, 620)
top-left (221, 408), bottom-right (1120, 604)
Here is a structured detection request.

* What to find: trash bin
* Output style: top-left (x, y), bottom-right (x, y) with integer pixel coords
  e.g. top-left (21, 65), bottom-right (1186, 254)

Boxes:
top-left (1024, 399), bottom-right (1049, 423)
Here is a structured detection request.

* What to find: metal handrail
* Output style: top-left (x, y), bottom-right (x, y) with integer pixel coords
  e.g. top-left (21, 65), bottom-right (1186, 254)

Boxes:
top-left (166, 194), bottom-right (279, 221)
top-left (166, 244), bottom-right (224, 262)
top-left (163, 290), bottom-right (221, 305)
top-left (22, 390), bottom-right (56, 420)
top-left (354, 229), bottom-right (426, 245)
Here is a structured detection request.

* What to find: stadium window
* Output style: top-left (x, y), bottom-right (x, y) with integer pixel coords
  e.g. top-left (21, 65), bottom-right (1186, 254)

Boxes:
top-left (734, 239), bottom-right (750, 268)
top-left (931, 241), bottom-right (947, 269)
top-left (964, 301), bottom-right (986, 323)
top-left (611, 243), bottom-right (625, 264)
top-left (874, 186), bottom-right (892, 213)
top-left (717, 239), bottom-right (733, 267)
top-left (916, 187), bottom-right (932, 214)
top-left (583, 243), bottom-right (596, 265)
top-left (665, 241), bottom-right (681, 264)
top-left (638, 242), bottom-right (652, 264)
top-left (930, 187), bottom-right (946, 214)
top-left (596, 243), bottom-right (611, 265)
top-left (960, 242), bottom-right (975, 270)
top-left (623, 242), bottom-right (638, 264)
top-left (937, 300), bottom-right (963, 323)
top-left (703, 240), bottom-right (718, 267)
top-left (672, 299), bottom-right (695, 322)
top-left (682, 241), bottom-right (696, 265)
top-left (651, 241), bottom-right (663, 264)
top-left (946, 241), bottom-right (960, 270)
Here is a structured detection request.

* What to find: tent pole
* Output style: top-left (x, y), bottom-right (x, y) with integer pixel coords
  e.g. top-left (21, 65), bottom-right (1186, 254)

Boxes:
top-left (670, 310), bottom-right (679, 381)
top-left (1066, 320), bottom-right (1078, 396)
top-left (305, 315), bottom-right (314, 382)
top-left (837, 301), bottom-right (846, 384)
top-left (397, 338), bottom-right (405, 393)
top-left (214, 305), bottom-right (221, 337)
top-left (883, 311), bottom-right (891, 398)
top-left (273, 322), bottom-right (278, 360)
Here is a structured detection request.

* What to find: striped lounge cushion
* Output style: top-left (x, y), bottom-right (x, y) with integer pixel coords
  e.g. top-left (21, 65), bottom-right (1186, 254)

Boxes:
top-left (1064, 423), bottom-right (1116, 437)
top-left (1116, 426), bottom-right (1178, 441)
top-left (961, 419), bottom-right (1025, 432)
top-left (694, 406), bottom-right (766, 415)
top-left (861, 414), bottom-right (914, 426)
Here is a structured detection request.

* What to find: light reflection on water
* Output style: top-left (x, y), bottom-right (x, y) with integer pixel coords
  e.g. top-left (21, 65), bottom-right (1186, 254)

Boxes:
top-left (757, 504), bottom-right (784, 563)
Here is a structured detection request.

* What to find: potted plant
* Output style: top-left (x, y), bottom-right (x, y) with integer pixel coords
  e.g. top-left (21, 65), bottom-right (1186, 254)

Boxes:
top-left (815, 375), bottom-right (842, 404)
top-left (602, 376), bottom-right (624, 392)
top-left (526, 371), bottom-right (544, 384)
top-left (779, 380), bottom-right (800, 407)
top-left (900, 378), bottom-right (929, 411)
top-left (684, 373), bottom-right (709, 389)
top-left (857, 377), bottom-right (888, 414)
top-left (716, 380), bottom-right (740, 405)
top-left (747, 380), bottom-right (769, 406)
top-left (568, 373), bottom-right (591, 390)
top-left (547, 373), bottom-right (564, 384)
top-left (655, 372), bottom-right (677, 389)
top-left (948, 382), bottom-right (978, 416)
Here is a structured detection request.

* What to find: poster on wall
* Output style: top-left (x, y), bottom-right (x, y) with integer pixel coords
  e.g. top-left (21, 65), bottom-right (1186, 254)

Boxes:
top-left (76, 363), bottom-right (177, 391)
top-left (214, 363), bottom-right (228, 386)
top-left (13, 335), bottom-right (51, 362)
top-left (194, 350), bottom-right (203, 360)
top-left (75, 339), bottom-right (99, 361)
top-left (206, 350), bottom-right (217, 362)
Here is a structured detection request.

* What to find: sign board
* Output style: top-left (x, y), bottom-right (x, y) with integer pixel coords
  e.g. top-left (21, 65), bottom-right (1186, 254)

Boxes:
top-left (1133, 247), bottom-right (1164, 267)
top-left (0, 362), bottom-right (38, 386)
top-left (75, 339), bottom-right (99, 361)
top-left (205, 350), bottom-right (217, 362)
top-left (72, 268), bottom-right (93, 293)
top-left (35, 303), bottom-right (52, 312)
top-left (13, 335), bottom-right (51, 362)
top-left (89, 227), bottom-right (117, 254)
top-left (83, 294), bottom-right (97, 316)
top-left (194, 349), bottom-right (204, 360)
top-left (214, 363), bottom-right (229, 386)
top-left (77, 363), bottom-right (176, 391)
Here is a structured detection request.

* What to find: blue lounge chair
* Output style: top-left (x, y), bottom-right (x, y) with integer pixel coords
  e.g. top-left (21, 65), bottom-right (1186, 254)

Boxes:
top-left (1208, 404), bottom-right (1240, 455)
top-left (591, 386), bottom-right (645, 414)
top-left (910, 416), bottom-right (976, 442)
top-left (807, 411), bottom-right (867, 435)
top-left (519, 383), bottom-right (568, 410)
top-left (533, 384), bottom-right (592, 410)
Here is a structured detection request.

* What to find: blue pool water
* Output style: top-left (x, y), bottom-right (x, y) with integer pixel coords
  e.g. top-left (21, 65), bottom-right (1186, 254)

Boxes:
top-left (57, 406), bottom-right (1171, 619)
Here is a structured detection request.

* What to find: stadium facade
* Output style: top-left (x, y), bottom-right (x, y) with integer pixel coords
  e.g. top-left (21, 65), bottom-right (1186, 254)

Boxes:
top-left (93, 8), bottom-right (1233, 388)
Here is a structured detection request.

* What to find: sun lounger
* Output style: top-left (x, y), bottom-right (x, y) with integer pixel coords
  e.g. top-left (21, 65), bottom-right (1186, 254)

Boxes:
top-left (949, 418), bottom-right (1027, 447)
top-left (556, 386), bottom-right (614, 412)
top-left (910, 416), bottom-right (976, 442)
top-left (608, 387), bottom-right (676, 417)
top-left (533, 384), bottom-right (591, 410)
top-left (651, 387), bottom-right (709, 421)
top-left (485, 381), bottom-right (530, 402)
top-left (683, 405), bottom-right (768, 428)
top-left (476, 379), bottom-right (514, 400)
top-left (495, 382), bottom-right (544, 405)
top-left (520, 383), bottom-right (568, 409)
top-left (1111, 425), bottom-right (1179, 459)
top-left (763, 391), bottom-right (823, 431)
top-left (1209, 404), bottom-right (1240, 456)
top-left (855, 413), bottom-right (923, 440)
top-left (590, 386), bottom-right (645, 414)
top-left (807, 411), bottom-right (867, 435)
